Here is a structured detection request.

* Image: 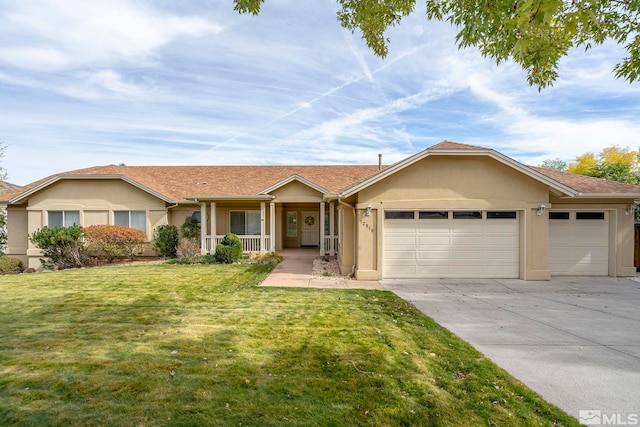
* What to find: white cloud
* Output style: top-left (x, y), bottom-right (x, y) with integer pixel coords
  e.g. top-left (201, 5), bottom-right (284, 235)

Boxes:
top-left (0, 0), bottom-right (221, 71)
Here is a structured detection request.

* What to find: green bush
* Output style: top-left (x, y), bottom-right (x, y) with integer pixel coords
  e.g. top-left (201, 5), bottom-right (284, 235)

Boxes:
top-left (0, 256), bottom-right (23, 274)
top-left (214, 233), bottom-right (243, 264)
top-left (84, 225), bottom-right (146, 262)
top-left (152, 225), bottom-right (179, 258)
top-left (29, 225), bottom-right (86, 270)
top-left (181, 215), bottom-right (201, 240)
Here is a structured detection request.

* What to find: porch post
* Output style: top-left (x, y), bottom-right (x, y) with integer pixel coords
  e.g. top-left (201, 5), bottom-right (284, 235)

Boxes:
top-left (200, 203), bottom-right (207, 255)
top-left (270, 202), bottom-right (276, 253)
top-left (210, 202), bottom-right (216, 254)
top-left (260, 202), bottom-right (266, 254)
top-left (320, 201), bottom-right (325, 256)
top-left (329, 201), bottom-right (335, 256)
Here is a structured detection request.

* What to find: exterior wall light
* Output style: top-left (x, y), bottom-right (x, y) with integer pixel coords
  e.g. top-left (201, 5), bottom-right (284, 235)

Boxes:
top-left (365, 205), bottom-right (372, 216)
top-left (536, 204), bottom-right (546, 216)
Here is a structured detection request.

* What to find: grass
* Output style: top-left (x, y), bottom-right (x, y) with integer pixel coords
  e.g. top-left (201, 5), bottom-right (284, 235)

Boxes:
top-left (0, 264), bottom-right (579, 426)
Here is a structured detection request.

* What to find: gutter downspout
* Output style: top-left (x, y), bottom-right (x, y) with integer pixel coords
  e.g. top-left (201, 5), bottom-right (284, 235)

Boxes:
top-left (337, 197), bottom-right (357, 278)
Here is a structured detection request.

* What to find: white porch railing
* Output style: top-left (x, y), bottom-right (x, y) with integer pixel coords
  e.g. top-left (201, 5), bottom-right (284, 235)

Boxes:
top-left (323, 235), bottom-right (339, 255)
top-left (204, 235), bottom-right (337, 255)
top-left (205, 235), bottom-right (271, 254)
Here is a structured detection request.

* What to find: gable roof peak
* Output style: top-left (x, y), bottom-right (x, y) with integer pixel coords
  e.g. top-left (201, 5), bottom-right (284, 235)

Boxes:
top-left (429, 141), bottom-right (490, 151)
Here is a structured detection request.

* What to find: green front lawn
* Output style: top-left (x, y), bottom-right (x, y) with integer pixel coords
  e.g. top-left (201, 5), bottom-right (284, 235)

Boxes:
top-left (0, 264), bottom-right (578, 426)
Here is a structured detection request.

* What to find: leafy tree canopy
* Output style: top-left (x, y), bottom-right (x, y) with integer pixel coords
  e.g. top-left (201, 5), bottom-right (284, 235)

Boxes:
top-left (539, 158), bottom-right (567, 171)
top-left (233, 0), bottom-right (640, 88)
top-left (567, 145), bottom-right (640, 185)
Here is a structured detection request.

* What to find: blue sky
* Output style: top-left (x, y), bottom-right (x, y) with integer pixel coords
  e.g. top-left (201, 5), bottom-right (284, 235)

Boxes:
top-left (1, 0), bottom-right (639, 185)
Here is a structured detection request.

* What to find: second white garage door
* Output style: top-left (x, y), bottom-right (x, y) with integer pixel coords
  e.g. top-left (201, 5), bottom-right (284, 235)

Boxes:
top-left (383, 211), bottom-right (519, 279)
top-left (548, 211), bottom-right (609, 275)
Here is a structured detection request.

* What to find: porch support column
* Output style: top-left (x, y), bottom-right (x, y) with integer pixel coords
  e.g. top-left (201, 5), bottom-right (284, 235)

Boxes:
top-left (260, 202), bottom-right (266, 254)
top-left (270, 202), bottom-right (276, 253)
top-left (210, 202), bottom-right (216, 254)
top-left (200, 203), bottom-right (207, 255)
top-left (320, 201), bottom-right (325, 256)
top-left (329, 201), bottom-right (335, 256)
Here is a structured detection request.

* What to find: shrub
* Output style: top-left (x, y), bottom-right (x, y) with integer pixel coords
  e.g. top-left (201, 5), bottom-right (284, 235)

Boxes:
top-left (152, 225), bottom-right (179, 258)
top-left (0, 256), bottom-right (23, 274)
top-left (181, 215), bottom-right (201, 240)
top-left (29, 225), bottom-right (87, 270)
top-left (176, 237), bottom-right (201, 259)
top-left (84, 225), bottom-right (146, 262)
top-left (214, 233), bottom-right (243, 264)
top-left (255, 253), bottom-right (283, 265)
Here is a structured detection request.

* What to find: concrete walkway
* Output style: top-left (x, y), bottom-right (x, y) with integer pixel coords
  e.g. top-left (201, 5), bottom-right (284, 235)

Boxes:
top-left (259, 248), bottom-right (383, 289)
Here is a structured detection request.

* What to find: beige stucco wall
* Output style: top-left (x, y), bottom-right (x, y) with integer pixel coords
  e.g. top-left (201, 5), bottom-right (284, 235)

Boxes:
top-left (353, 155), bottom-right (553, 280)
top-left (18, 179), bottom-right (168, 269)
top-left (5, 205), bottom-right (29, 266)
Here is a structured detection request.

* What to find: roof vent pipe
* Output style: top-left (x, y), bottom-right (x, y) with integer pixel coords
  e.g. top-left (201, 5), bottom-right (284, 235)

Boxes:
top-left (378, 154), bottom-right (382, 170)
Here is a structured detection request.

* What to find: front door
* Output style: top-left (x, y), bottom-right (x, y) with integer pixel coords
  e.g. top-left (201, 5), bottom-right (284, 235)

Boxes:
top-left (301, 211), bottom-right (318, 246)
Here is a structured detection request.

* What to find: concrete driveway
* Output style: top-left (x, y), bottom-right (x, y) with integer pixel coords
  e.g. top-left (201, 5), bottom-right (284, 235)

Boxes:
top-left (382, 277), bottom-right (640, 422)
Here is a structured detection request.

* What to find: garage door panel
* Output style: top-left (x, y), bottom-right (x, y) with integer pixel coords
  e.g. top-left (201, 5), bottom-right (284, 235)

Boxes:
top-left (417, 236), bottom-right (450, 246)
top-left (549, 212), bottom-right (608, 275)
top-left (384, 211), bottom-right (519, 279)
top-left (417, 250), bottom-right (450, 260)
top-left (451, 236), bottom-right (484, 246)
top-left (385, 236), bottom-right (417, 247)
top-left (385, 250), bottom-right (417, 260)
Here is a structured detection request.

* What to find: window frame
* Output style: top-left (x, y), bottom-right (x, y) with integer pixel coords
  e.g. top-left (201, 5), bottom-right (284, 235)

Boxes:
top-left (230, 210), bottom-right (261, 236)
top-left (47, 210), bottom-right (80, 228)
top-left (486, 211), bottom-right (517, 219)
top-left (113, 210), bottom-right (147, 232)
top-left (384, 211), bottom-right (415, 220)
top-left (453, 211), bottom-right (482, 219)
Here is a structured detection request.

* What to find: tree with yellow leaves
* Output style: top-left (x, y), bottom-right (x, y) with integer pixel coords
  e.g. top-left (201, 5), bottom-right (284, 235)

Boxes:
top-left (567, 146), bottom-right (640, 185)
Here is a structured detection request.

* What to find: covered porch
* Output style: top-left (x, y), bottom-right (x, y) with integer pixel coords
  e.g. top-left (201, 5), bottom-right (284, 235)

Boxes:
top-left (192, 198), bottom-right (340, 256)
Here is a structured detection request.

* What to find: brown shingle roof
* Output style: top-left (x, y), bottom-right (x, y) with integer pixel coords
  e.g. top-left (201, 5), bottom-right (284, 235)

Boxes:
top-left (1, 164), bottom-right (387, 203)
top-left (428, 141), bottom-right (489, 151)
top-left (4, 142), bottom-right (640, 203)
top-left (529, 166), bottom-right (640, 195)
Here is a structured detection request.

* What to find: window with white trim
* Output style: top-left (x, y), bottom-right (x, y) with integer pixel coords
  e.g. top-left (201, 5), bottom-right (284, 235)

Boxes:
top-left (48, 211), bottom-right (80, 228)
top-left (230, 211), bottom-right (260, 235)
top-left (114, 211), bottom-right (146, 232)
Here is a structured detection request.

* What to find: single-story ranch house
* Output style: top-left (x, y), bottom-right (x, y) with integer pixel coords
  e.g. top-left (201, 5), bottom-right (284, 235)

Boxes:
top-left (3, 141), bottom-right (640, 280)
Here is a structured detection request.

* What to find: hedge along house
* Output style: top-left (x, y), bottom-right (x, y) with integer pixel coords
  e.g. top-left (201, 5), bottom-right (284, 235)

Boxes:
top-left (3, 141), bottom-right (640, 280)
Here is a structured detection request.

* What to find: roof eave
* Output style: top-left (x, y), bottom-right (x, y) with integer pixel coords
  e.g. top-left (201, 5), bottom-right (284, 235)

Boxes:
top-left (341, 147), bottom-right (579, 198)
top-left (559, 193), bottom-right (640, 199)
top-left (184, 195), bottom-right (276, 201)
top-left (9, 174), bottom-right (175, 204)
top-left (258, 174), bottom-right (330, 195)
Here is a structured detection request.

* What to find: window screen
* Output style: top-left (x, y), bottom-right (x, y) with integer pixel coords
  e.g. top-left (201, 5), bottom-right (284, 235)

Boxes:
top-left (576, 212), bottom-right (605, 220)
top-left (487, 211), bottom-right (517, 219)
top-left (419, 211), bottom-right (448, 219)
top-left (385, 211), bottom-right (414, 219)
top-left (48, 211), bottom-right (80, 228)
top-left (114, 211), bottom-right (146, 231)
top-left (453, 211), bottom-right (482, 219)
top-left (231, 211), bottom-right (261, 235)
top-left (549, 212), bottom-right (570, 220)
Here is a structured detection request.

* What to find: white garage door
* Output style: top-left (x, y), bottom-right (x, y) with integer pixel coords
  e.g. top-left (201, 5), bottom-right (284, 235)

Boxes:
top-left (548, 211), bottom-right (609, 275)
top-left (383, 211), bottom-right (519, 279)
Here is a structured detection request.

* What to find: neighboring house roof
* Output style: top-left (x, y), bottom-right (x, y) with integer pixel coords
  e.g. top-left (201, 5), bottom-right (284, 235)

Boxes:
top-left (0, 181), bottom-right (21, 195)
top-left (3, 141), bottom-right (640, 204)
top-left (529, 166), bottom-right (640, 196)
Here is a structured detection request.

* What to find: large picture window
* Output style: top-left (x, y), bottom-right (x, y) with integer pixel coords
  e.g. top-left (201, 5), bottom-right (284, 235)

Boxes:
top-left (48, 211), bottom-right (80, 228)
top-left (230, 211), bottom-right (260, 235)
top-left (114, 211), bottom-right (146, 232)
